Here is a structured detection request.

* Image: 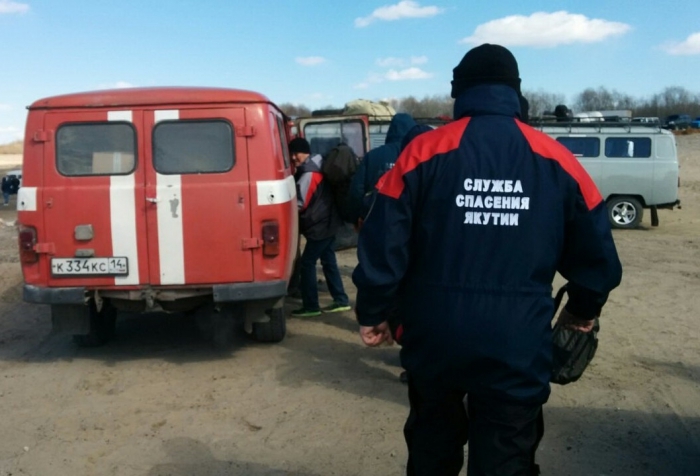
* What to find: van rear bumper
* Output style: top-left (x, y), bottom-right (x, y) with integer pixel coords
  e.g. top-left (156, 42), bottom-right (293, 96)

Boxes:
top-left (23, 280), bottom-right (288, 305)
top-left (24, 285), bottom-right (86, 304)
top-left (213, 280), bottom-right (287, 302)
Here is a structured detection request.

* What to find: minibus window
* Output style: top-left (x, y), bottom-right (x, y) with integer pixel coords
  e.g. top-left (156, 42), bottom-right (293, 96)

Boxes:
top-left (56, 122), bottom-right (136, 176)
top-left (153, 120), bottom-right (234, 174)
top-left (555, 137), bottom-right (600, 157)
top-left (276, 116), bottom-right (291, 168)
top-left (605, 137), bottom-right (651, 158)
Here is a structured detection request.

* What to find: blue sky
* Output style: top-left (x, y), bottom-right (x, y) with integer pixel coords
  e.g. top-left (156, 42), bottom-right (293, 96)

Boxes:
top-left (1, 0), bottom-right (699, 144)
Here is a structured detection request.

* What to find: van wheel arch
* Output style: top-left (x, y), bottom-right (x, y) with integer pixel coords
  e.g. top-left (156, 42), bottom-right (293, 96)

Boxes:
top-left (606, 196), bottom-right (644, 229)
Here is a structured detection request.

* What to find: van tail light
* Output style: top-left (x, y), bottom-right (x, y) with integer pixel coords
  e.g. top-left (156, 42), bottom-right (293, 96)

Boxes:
top-left (262, 221), bottom-right (280, 257)
top-left (19, 226), bottom-right (38, 264)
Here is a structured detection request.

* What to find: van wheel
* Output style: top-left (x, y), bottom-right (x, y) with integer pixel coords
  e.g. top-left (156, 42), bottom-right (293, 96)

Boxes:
top-left (72, 300), bottom-right (117, 347)
top-left (607, 197), bottom-right (643, 229)
top-left (252, 307), bottom-right (286, 343)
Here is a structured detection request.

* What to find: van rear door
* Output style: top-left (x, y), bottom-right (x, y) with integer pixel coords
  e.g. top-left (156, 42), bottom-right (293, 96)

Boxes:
top-left (144, 108), bottom-right (254, 286)
top-left (297, 115), bottom-right (369, 157)
top-left (43, 110), bottom-right (148, 288)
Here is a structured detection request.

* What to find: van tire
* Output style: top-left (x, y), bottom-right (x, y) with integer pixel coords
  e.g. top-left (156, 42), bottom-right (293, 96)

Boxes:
top-left (607, 196), bottom-right (643, 229)
top-left (252, 307), bottom-right (286, 343)
top-left (72, 300), bottom-right (117, 347)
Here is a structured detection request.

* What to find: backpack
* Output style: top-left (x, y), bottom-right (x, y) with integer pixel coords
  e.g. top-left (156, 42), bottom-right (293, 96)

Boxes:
top-left (550, 285), bottom-right (600, 385)
top-left (321, 143), bottom-right (359, 223)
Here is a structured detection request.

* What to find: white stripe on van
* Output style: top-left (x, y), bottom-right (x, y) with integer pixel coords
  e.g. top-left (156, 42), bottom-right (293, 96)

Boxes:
top-left (155, 110), bottom-right (179, 123)
top-left (110, 175), bottom-right (140, 286)
top-left (156, 173), bottom-right (185, 285)
top-left (17, 187), bottom-right (37, 212)
top-left (153, 110), bottom-right (185, 284)
top-left (107, 110), bottom-right (139, 286)
top-left (256, 176), bottom-right (297, 206)
top-left (108, 110), bottom-right (133, 122)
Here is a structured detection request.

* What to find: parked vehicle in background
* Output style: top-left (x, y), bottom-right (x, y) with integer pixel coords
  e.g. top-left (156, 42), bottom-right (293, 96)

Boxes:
top-left (19, 87), bottom-right (298, 346)
top-left (533, 120), bottom-right (680, 229)
top-left (632, 117), bottom-right (660, 125)
top-left (663, 114), bottom-right (692, 130)
top-left (691, 116), bottom-right (700, 129)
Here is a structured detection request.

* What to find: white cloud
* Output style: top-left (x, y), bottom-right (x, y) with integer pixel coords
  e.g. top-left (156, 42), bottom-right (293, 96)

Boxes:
top-left (355, 1), bottom-right (443, 28)
top-left (376, 55), bottom-right (428, 67)
top-left (385, 67), bottom-right (432, 81)
top-left (295, 56), bottom-right (326, 66)
top-left (661, 32), bottom-right (700, 55)
top-left (97, 81), bottom-right (136, 90)
top-left (460, 11), bottom-right (631, 48)
top-left (0, 104), bottom-right (11, 111)
top-left (376, 57), bottom-right (405, 67)
top-left (0, 0), bottom-right (29, 14)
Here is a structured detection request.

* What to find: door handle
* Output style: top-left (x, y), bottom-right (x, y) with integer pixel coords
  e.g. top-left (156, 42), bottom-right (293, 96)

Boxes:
top-left (146, 197), bottom-right (160, 204)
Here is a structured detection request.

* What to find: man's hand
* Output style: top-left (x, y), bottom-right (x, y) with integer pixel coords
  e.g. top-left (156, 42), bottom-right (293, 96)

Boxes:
top-left (359, 321), bottom-right (394, 347)
top-left (557, 308), bottom-right (596, 333)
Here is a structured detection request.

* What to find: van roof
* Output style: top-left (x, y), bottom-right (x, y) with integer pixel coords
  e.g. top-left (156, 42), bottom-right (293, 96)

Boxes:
top-left (28, 87), bottom-right (274, 110)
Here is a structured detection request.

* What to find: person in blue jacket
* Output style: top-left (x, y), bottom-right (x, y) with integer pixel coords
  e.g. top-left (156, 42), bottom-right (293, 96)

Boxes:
top-left (346, 113), bottom-right (417, 226)
top-left (352, 44), bottom-right (622, 476)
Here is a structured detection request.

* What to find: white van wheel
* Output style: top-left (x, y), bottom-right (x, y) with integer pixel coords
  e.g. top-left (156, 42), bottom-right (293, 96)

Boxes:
top-left (607, 197), bottom-right (643, 229)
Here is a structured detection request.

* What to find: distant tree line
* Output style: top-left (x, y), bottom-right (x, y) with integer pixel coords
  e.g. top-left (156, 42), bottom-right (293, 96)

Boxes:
top-left (280, 86), bottom-right (700, 121)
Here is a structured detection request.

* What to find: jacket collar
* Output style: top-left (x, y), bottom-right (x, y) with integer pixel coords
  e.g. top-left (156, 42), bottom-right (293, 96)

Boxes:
top-left (453, 84), bottom-right (521, 120)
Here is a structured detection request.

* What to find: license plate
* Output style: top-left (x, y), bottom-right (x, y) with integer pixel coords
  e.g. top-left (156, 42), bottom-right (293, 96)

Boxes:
top-left (51, 257), bottom-right (129, 276)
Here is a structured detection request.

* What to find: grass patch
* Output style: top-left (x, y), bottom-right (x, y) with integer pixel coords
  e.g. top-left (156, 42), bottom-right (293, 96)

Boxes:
top-left (0, 141), bottom-right (22, 154)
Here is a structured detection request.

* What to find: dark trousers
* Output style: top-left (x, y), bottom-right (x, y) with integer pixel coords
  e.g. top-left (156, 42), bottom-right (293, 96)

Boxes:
top-left (300, 236), bottom-right (349, 310)
top-left (404, 379), bottom-right (544, 476)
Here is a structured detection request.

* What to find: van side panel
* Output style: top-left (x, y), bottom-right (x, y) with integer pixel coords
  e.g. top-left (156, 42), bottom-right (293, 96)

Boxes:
top-left (18, 112), bottom-right (47, 286)
top-left (600, 136), bottom-right (653, 204)
top-left (653, 136), bottom-right (680, 205)
top-left (247, 106), bottom-right (298, 283)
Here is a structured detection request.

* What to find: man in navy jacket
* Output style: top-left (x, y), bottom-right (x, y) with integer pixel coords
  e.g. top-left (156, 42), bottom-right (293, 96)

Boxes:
top-left (353, 44), bottom-right (622, 475)
top-left (346, 113), bottom-right (417, 225)
top-left (290, 138), bottom-right (351, 317)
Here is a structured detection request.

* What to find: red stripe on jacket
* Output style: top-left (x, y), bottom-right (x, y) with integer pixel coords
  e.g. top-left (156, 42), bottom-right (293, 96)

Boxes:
top-left (377, 118), bottom-right (471, 199)
top-left (516, 121), bottom-right (602, 210)
top-left (302, 172), bottom-right (323, 211)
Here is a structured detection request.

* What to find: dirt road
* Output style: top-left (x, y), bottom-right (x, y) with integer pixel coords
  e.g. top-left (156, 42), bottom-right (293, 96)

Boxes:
top-left (0, 137), bottom-right (699, 475)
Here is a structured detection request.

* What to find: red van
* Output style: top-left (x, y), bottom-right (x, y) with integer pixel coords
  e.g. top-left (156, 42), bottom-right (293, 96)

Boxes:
top-left (18, 87), bottom-right (298, 346)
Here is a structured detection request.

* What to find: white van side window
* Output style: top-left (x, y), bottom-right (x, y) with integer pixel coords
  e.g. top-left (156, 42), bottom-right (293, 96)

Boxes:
top-left (605, 137), bottom-right (651, 158)
top-left (153, 120), bottom-right (234, 174)
top-left (56, 122), bottom-right (136, 176)
top-left (555, 137), bottom-right (600, 157)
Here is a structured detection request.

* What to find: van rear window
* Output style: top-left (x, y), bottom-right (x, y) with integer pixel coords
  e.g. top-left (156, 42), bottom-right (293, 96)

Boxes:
top-left (555, 137), bottom-right (600, 157)
top-left (153, 120), bottom-right (234, 174)
top-left (303, 121), bottom-right (365, 158)
top-left (56, 122), bottom-right (136, 176)
top-left (605, 137), bottom-right (651, 158)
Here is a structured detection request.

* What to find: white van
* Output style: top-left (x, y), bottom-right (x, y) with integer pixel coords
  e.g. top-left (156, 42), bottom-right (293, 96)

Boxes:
top-left (535, 122), bottom-right (680, 229)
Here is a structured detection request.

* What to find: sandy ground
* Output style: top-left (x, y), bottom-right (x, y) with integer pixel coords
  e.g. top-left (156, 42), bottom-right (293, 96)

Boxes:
top-left (0, 136), bottom-right (698, 476)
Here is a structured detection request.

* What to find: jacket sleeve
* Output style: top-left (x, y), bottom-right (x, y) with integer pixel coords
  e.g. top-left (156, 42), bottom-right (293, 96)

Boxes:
top-left (352, 173), bottom-right (414, 327)
top-left (297, 171), bottom-right (321, 211)
top-left (558, 190), bottom-right (623, 320)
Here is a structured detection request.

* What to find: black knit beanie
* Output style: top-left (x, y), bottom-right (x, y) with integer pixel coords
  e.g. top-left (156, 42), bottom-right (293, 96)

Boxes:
top-left (450, 44), bottom-right (521, 98)
top-left (288, 137), bottom-right (310, 155)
